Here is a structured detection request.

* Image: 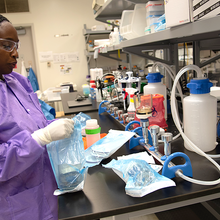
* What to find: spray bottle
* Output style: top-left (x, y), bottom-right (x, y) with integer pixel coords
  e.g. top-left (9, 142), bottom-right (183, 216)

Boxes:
top-left (125, 88), bottom-right (137, 120)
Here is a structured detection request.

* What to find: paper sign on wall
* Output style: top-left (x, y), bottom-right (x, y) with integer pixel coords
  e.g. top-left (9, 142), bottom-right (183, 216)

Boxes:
top-left (53, 52), bottom-right (80, 63)
top-left (67, 52), bottom-right (80, 62)
top-left (39, 51), bottom-right (53, 62)
top-left (60, 65), bottom-right (73, 75)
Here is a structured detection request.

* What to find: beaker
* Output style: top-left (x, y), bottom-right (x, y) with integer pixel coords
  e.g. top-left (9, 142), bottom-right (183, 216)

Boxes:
top-left (134, 94), bottom-right (153, 119)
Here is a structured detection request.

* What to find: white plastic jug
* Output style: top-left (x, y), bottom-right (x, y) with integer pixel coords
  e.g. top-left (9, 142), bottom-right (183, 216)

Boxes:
top-left (144, 72), bottom-right (167, 119)
top-left (85, 119), bottom-right (101, 149)
top-left (183, 78), bottom-right (217, 152)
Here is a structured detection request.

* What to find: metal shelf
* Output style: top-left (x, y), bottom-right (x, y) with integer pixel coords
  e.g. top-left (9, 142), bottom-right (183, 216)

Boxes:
top-left (83, 29), bottom-right (111, 36)
top-left (125, 0), bottom-right (153, 3)
top-left (121, 16), bottom-right (220, 49)
top-left (94, 0), bottom-right (135, 24)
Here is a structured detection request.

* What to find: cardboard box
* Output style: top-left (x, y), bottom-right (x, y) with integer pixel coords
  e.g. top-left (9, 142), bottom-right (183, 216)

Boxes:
top-left (165, 0), bottom-right (193, 28)
top-left (193, 0), bottom-right (220, 21)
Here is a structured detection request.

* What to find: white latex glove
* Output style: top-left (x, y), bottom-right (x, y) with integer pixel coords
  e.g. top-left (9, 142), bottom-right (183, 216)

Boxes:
top-left (31, 118), bottom-right (74, 146)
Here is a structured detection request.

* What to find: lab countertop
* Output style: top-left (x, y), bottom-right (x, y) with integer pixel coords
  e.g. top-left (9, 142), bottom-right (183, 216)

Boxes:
top-left (58, 111), bottom-right (220, 220)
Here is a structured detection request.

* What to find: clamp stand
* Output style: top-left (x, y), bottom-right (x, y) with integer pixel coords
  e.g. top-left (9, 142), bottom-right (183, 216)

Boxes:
top-left (162, 152), bottom-right (193, 179)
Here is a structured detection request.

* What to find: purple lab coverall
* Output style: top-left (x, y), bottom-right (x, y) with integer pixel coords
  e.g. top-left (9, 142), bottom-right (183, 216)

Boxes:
top-left (0, 72), bottom-right (58, 220)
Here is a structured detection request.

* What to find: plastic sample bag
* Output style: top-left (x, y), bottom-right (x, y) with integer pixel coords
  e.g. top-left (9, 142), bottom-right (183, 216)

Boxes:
top-left (117, 152), bottom-right (163, 173)
top-left (46, 113), bottom-right (90, 195)
top-left (84, 130), bottom-right (135, 167)
top-left (103, 159), bottom-right (176, 197)
top-left (149, 94), bottom-right (168, 128)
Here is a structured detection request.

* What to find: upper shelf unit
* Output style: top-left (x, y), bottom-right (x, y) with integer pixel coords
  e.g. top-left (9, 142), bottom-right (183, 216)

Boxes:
top-left (83, 28), bottom-right (111, 35)
top-left (94, 0), bottom-right (135, 23)
top-left (120, 15), bottom-right (220, 49)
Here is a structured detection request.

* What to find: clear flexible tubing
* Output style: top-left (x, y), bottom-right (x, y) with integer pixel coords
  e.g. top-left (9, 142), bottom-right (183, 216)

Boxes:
top-left (171, 64), bottom-right (220, 185)
top-left (152, 62), bottom-right (183, 141)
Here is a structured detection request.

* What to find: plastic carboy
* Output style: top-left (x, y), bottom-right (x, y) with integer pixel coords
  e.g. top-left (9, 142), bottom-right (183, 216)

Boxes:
top-left (144, 72), bottom-right (167, 119)
top-left (183, 78), bottom-right (217, 152)
top-left (85, 119), bottom-right (101, 148)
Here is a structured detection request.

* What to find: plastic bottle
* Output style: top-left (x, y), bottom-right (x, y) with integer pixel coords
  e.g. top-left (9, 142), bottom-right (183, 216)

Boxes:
top-left (183, 78), bottom-right (217, 152)
top-left (85, 119), bottom-right (101, 148)
top-left (109, 31), bottom-right (114, 46)
top-left (90, 84), bottom-right (96, 100)
top-left (125, 88), bottom-right (137, 120)
top-left (144, 72), bottom-right (167, 119)
top-left (82, 84), bottom-right (90, 97)
top-left (112, 27), bottom-right (120, 45)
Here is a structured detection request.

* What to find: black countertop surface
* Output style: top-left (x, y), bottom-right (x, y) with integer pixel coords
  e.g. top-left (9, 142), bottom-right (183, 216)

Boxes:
top-left (58, 111), bottom-right (220, 220)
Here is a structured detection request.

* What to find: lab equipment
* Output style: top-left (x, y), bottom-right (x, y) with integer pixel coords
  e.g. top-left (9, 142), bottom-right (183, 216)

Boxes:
top-left (103, 159), bottom-right (175, 197)
top-left (171, 64), bottom-right (220, 185)
top-left (135, 94), bottom-right (153, 145)
top-left (82, 84), bottom-right (90, 97)
top-left (46, 115), bottom-right (87, 195)
top-left (85, 119), bottom-right (101, 148)
top-left (31, 118), bottom-right (74, 146)
top-left (184, 78), bottom-right (217, 152)
top-left (150, 125), bottom-right (160, 151)
top-left (84, 130), bottom-right (135, 167)
top-left (161, 133), bottom-right (173, 161)
top-left (144, 72), bottom-right (167, 119)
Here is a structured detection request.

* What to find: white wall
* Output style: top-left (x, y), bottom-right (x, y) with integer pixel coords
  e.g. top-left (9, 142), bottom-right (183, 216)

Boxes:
top-left (3, 0), bottom-right (106, 92)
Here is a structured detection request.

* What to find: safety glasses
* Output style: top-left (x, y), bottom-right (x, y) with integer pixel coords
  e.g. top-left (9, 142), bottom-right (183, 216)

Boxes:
top-left (0, 38), bottom-right (20, 52)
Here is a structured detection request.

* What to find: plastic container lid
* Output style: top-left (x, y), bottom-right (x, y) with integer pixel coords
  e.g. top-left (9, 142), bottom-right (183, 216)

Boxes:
top-left (187, 78), bottom-right (213, 94)
top-left (86, 119), bottom-right (98, 127)
top-left (146, 72), bottom-right (163, 83)
top-left (82, 84), bottom-right (90, 88)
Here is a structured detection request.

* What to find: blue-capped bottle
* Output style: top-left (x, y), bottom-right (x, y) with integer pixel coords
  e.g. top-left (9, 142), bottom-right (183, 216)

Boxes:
top-left (184, 78), bottom-right (217, 152)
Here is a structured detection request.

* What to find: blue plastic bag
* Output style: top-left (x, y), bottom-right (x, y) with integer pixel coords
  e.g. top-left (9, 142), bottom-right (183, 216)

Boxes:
top-left (103, 159), bottom-right (176, 197)
top-left (46, 113), bottom-right (90, 195)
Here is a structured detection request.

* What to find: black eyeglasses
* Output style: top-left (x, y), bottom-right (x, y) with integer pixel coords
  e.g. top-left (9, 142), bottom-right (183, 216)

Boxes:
top-left (0, 38), bottom-right (20, 52)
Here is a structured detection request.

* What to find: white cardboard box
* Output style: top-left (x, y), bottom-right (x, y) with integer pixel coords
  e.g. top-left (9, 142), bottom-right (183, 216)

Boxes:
top-left (165, 0), bottom-right (193, 28)
top-left (193, 0), bottom-right (220, 21)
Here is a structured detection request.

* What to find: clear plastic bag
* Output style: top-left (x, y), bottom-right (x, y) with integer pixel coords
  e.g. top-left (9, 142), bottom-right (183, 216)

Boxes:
top-left (47, 113), bottom-right (90, 195)
top-left (85, 130), bottom-right (135, 167)
top-left (103, 159), bottom-right (175, 197)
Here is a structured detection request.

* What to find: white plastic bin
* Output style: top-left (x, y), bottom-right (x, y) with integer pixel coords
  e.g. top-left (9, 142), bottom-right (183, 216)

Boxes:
top-left (46, 86), bottom-right (69, 101)
top-left (120, 4), bottom-right (146, 40)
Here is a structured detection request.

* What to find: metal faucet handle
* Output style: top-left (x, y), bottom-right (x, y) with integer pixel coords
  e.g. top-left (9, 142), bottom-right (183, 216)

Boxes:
top-left (161, 133), bottom-right (173, 143)
top-left (150, 125), bottom-right (160, 135)
top-left (150, 125), bottom-right (160, 150)
top-left (161, 132), bottom-right (173, 158)
top-left (116, 110), bottom-right (123, 120)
